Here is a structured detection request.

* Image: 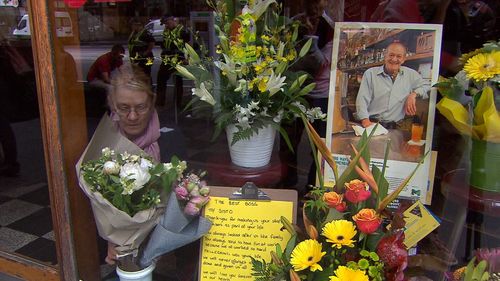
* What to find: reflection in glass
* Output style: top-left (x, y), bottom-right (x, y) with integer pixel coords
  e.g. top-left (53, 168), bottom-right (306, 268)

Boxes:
top-left (0, 0), bottom-right (56, 266)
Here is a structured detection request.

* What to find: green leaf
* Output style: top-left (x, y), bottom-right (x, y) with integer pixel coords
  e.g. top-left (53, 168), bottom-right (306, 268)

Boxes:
top-left (365, 232), bottom-right (384, 252)
top-left (325, 208), bottom-right (344, 222)
top-left (277, 126), bottom-right (294, 153)
top-left (312, 266), bottom-right (334, 280)
top-left (371, 165), bottom-right (389, 205)
top-left (296, 82), bottom-right (316, 97)
top-left (184, 43), bottom-right (200, 63)
top-left (284, 234), bottom-right (297, 260)
top-left (434, 78), bottom-right (465, 101)
top-left (288, 73), bottom-right (309, 94)
top-left (299, 38), bottom-right (312, 58)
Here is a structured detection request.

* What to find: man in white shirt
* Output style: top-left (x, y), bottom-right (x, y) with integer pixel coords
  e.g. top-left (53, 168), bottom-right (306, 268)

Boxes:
top-left (356, 42), bottom-right (429, 128)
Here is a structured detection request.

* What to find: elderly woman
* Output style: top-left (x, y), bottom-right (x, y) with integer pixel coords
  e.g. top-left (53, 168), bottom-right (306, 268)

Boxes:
top-left (108, 66), bottom-right (160, 162)
top-left (105, 66), bottom-right (160, 264)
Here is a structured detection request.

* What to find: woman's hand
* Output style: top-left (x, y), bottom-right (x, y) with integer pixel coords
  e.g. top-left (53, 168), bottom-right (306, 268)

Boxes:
top-left (105, 241), bottom-right (118, 265)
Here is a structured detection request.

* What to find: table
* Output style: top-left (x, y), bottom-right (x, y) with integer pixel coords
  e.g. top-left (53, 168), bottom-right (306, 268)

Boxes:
top-left (204, 152), bottom-right (287, 188)
top-left (331, 128), bottom-right (425, 162)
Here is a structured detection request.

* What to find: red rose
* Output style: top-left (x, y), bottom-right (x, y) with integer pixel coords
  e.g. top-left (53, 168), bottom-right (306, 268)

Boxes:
top-left (323, 191), bottom-right (347, 212)
top-left (352, 208), bottom-right (382, 234)
top-left (344, 179), bottom-right (371, 203)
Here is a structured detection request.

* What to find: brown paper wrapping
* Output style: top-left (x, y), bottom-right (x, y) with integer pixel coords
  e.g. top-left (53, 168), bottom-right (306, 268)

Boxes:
top-left (75, 115), bottom-right (163, 253)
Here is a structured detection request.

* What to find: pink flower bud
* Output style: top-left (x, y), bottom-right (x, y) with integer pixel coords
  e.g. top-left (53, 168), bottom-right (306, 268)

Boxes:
top-left (175, 186), bottom-right (189, 201)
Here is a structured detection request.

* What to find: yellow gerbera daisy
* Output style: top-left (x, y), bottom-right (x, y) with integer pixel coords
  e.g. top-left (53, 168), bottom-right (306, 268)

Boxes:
top-left (329, 266), bottom-right (369, 281)
top-left (463, 51), bottom-right (500, 82)
top-left (322, 220), bottom-right (357, 249)
top-left (290, 239), bottom-right (326, 272)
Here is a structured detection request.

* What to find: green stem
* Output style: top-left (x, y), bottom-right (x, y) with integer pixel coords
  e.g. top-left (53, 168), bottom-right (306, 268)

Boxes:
top-left (362, 234), bottom-right (367, 251)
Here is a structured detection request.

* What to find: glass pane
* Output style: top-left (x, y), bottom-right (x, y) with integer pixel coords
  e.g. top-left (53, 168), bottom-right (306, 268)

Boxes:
top-left (0, 0), bottom-right (57, 267)
top-left (45, 0), bottom-right (500, 280)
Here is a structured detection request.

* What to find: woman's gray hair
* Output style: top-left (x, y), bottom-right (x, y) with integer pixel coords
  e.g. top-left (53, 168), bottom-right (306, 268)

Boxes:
top-left (108, 65), bottom-right (155, 108)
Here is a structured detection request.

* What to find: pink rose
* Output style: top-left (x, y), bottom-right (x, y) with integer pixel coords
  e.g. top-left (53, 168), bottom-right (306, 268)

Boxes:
top-left (184, 196), bottom-right (210, 216)
top-left (184, 202), bottom-right (200, 216)
top-left (175, 186), bottom-right (189, 201)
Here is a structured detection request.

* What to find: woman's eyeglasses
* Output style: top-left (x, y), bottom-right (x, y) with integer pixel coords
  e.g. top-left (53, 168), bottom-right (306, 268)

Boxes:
top-left (115, 104), bottom-right (150, 116)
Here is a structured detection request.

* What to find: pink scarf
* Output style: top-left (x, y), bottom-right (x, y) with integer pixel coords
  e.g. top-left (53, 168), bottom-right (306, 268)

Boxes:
top-left (111, 110), bottom-right (161, 162)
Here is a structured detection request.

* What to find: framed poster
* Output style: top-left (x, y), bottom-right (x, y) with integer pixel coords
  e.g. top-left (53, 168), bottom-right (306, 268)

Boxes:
top-left (325, 22), bottom-right (442, 204)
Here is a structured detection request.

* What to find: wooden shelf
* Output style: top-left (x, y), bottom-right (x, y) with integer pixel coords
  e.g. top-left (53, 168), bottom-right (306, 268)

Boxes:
top-left (364, 29), bottom-right (404, 48)
top-left (339, 52), bottom-right (433, 72)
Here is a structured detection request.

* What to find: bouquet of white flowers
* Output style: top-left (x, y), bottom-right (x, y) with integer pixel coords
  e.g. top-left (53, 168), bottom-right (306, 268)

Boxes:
top-left (81, 147), bottom-right (186, 217)
top-left (76, 115), bottom-right (212, 271)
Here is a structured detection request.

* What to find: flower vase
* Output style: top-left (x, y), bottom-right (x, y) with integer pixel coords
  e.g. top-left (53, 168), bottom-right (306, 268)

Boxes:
top-left (116, 263), bottom-right (155, 281)
top-left (469, 139), bottom-right (500, 192)
top-left (226, 124), bottom-right (276, 168)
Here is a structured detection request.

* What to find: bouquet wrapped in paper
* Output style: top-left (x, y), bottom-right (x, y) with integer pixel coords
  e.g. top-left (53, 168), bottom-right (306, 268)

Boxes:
top-left (76, 115), bottom-right (212, 270)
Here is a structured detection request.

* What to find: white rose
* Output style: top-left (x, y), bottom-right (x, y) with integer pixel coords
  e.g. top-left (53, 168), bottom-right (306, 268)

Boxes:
top-left (163, 163), bottom-right (173, 170)
top-left (103, 161), bottom-right (120, 175)
top-left (119, 163), bottom-right (151, 193)
top-left (140, 158), bottom-right (153, 170)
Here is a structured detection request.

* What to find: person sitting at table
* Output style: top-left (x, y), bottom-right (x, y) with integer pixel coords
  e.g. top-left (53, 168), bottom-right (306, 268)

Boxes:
top-left (87, 44), bottom-right (125, 93)
top-left (355, 41), bottom-right (429, 128)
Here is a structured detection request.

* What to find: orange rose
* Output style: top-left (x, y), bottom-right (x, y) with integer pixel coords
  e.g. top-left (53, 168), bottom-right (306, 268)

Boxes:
top-left (344, 179), bottom-right (371, 203)
top-left (352, 208), bottom-right (382, 234)
top-left (323, 191), bottom-right (347, 212)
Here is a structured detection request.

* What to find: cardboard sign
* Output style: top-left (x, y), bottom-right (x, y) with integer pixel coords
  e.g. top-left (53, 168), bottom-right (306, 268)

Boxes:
top-left (402, 200), bottom-right (440, 248)
top-left (198, 187), bottom-right (297, 281)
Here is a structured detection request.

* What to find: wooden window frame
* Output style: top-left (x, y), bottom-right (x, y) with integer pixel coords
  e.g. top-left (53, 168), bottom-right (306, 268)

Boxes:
top-left (0, 1), bottom-right (100, 280)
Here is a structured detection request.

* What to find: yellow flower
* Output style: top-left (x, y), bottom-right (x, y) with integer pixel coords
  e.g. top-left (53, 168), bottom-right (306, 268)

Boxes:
top-left (261, 34), bottom-right (271, 42)
top-left (463, 51), bottom-right (500, 82)
top-left (329, 266), bottom-right (369, 281)
top-left (257, 77), bottom-right (269, 93)
top-left (322, 220), bottom-right (357, 249)
top-left (253, 61), bottom-right (268, 74)
top-left (290, 239), bottom-right (326, 272)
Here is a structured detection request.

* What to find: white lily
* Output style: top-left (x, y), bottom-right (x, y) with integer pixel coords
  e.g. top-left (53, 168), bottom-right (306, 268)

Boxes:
top-left (192, 82), bottom-right (216, 106)
top-left (175, 65), bottom-right (196, 81)
top-left (266, 71), bottom-right (286, 96)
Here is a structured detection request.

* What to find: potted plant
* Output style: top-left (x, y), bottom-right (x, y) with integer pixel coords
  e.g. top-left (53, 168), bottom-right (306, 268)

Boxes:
top-left (176, 0), bottom-right (324, 168)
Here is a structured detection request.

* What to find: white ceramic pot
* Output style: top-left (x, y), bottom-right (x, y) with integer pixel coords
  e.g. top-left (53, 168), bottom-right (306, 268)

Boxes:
top-left (116, 263), bottom-right (155, 281)
top-left (226, 124), bottom-right (276, 168)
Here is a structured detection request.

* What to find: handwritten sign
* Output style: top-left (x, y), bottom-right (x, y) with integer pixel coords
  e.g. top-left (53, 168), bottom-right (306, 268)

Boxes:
top-left (199, 196), bottom-right (294, 281)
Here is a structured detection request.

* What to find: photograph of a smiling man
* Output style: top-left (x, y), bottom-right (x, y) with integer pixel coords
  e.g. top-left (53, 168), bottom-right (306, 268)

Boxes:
top-left (325, 22), bottom-right (442, 204)
top-left (356, 41), bottom-right (429, 129)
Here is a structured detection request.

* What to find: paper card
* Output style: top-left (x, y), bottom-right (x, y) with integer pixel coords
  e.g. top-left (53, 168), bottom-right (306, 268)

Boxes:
top-left (199, 187), bottom-right (297, 281)
top-left (401, 200), bottom-right (440, 248)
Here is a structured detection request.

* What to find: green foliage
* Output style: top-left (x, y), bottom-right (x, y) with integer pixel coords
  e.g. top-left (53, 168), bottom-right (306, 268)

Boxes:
top-left (251, 258), bottom-right (274, 281)
top-left (81, 150), bottom-right (186, 217)
top-left (178, 0), bottom-right (325, 146)
top-left (464, 258), bottom-right (490, 281)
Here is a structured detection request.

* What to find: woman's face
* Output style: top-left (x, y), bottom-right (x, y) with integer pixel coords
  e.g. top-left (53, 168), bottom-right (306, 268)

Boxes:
top-left (112, 87), bottom-right (153, 140)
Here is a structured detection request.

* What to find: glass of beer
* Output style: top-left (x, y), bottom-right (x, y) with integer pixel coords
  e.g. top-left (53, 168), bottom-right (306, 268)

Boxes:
top-left (411, 123), bottom-right (424, 142)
